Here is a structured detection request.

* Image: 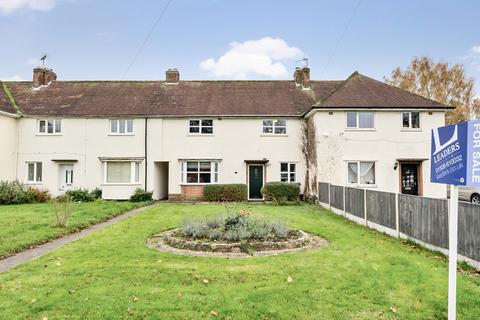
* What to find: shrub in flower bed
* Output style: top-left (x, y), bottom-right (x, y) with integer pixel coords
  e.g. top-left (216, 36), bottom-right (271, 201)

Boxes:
top-left (203, 184), bottom-right (247, 202)
top-left (180, 209), bottom-right (294, 242)
top-left (0, 180), bottom-right (51, 205)
top-left (261, 182), bottom-right (300, 205)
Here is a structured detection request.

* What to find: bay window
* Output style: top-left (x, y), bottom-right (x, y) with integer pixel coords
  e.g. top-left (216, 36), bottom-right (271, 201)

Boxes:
top-left (105, 161), bottom-right (140, 184)
top-left (347, 161), bottom-right (375, 185)
top-left (181, 161), bottom-right (218, 184)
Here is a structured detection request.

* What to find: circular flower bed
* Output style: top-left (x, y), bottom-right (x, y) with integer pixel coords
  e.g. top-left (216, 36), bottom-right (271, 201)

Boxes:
top-left (147, 210), bottom-right (327, 257)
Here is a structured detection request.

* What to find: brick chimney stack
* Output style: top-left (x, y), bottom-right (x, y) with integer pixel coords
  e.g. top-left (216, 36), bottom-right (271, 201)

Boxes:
top-left (165, 68), bottom-right (180, 84)
top-left (33, 67), bottom-right (57, 87)
top-left (293, 67), bottom-right (310, 88)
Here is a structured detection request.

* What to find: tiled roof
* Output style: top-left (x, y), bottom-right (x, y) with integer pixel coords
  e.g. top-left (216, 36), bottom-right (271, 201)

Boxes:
top-left (0, 82), bottom-right (20, 115)
top-left (315, 72), bottom-right (450, 109)
top-left (1, 72), bottom-right (450, 118)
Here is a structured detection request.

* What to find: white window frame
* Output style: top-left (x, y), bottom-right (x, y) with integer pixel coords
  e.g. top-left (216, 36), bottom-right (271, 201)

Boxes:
top-left (103, 161), bottom-right (141, 185)
top-left (346, 161), bottom-right (376, 186)
top-left (262, 119), bottom-right (287, 135)
top-left (188, 119), bottom-right (214, 135)
top-left (345, 112), bottom-right (375, 129)
top-left (280, 162), bottom-right (296, 182)
top-left (26, 162), bottom-right (42, 183)
top-left (37, 119), bottom-right (62, 135)
top-left (401, 112), bottom-right (421, 130)
top-left (180, 161), bottom-right (219, 185)
top-left (109, 119), bottom-right (134, 135)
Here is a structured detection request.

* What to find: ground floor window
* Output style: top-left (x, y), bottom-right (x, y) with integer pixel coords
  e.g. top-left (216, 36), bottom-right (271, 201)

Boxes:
top-left (27, 162), bottom-right (42, 183)
top-left (181, 161), bottom-right (218, 184)
top-left (347, 161), bottom-right (375, 185)
top-left (105, 161), bottom-right (140, 184)
top-left (280, 163), bottom-right (296, 182)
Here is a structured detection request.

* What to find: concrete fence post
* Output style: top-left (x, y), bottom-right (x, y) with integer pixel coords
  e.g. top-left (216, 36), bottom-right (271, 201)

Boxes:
top-left (364, 189), bottom-right (368, 226)
top-left (395, 193), bottom-right (400, 238)
top-left (343, 186), bottom-right (346, 217)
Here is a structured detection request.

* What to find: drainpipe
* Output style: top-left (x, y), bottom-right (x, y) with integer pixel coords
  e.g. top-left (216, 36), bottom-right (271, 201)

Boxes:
top-left (144, 118), bottom-right (148, 191)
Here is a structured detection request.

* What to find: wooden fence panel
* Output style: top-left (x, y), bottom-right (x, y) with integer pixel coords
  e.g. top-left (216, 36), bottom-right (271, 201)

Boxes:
top-left (345, 187), bottom-right (365, 218)
top-left (458, 202), bottom-right (480, 261)
top-left (398, 194), bottom-right (448, 249)
top-left (330, 185), bottom-right (344, 211)
top-left (318, 182), bottom-right (330, 204)
top-left (366, 190), bottom-right (396, 229)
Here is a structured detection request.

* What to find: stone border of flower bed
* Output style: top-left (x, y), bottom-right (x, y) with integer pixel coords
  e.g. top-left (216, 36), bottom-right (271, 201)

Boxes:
top-left (146, 228), bottom-right (327, 258)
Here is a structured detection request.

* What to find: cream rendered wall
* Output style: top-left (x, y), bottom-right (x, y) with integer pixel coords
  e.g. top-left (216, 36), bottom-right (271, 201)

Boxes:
top-left (16, 118), bottom-right (145, 198)
top-left (146, 118), bottom-right (305, 197)
top-left (313, 110), bottom-right (447, 198)
top-left (0, 114), bottom-right (18, 181)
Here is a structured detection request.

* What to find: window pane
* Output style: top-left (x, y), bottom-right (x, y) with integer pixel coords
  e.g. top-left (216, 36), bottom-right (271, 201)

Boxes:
top-left (280, 173), bottom-right (288, 182)
top-left (119, 120), bottom-right (126, 134)
top-left (39, 120), bottom-right (46, 133)
top-left (263, 126), bottom-right (273, 134)
top-left (201, 127), bottom-right (213, 134)
top-left (274, 127), bottom-right (286, 134)
top-left (127, 120), bottom-right (133, 133)
top-left (106, 162), bottom-right (131, 183)
top-left (214, 173), bottom-right (218, 183)
top-left (47, 120), bottom-right (54, 133)
top-left (28, 163), bottom-right (35, 181)
top-left (199, 173), bottom-right (211, 183)
top-left (347, 162), bottom-right (358, 183)
top-left (290, 173), bottom-right (296, 182)
top-left (189, 126), bottom-right (200, 133)
top-left (358, 112), bottom-right (374, 128)
top-left (275, 119), bottom-right (286, 126)
top-left (134, 162), bottom-right (140, 182)
top-left (111, 120), bottom-right (117, 133)
top-left (346, 112), bottom-right (357, 128)
top-left (187, 162), bottom-right (198, 172)
top-left (36, 163), bottom-right (42, 182)
top-left (189, 120), bottom-right (200, 126)
top-left (55, 120), bottom-right (62, 133)
top-left (263, 120), bottom-right (273, 126)
top-left (214, 162), bottom-right (218, 172)
top-left (201, 120), bottom-right (213, 126)
top-left (280, 163), bottom-right (288, 172)
top-left (290, 163), bottom-right (296, 172)
top-left (186, 173), bottom-right (198, 183)
top-left (199, 162), bottom-right (211, 172)
top-left (402, 113), bottom-right (410, 128)
top-left (411, 112), bottom-right (420, 128)
top-left (360, 162), bottom-right (375, 184)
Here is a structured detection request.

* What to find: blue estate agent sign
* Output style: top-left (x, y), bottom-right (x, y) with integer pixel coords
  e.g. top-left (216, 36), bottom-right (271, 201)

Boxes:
top-left (431, 120), bottom-right (480, 186)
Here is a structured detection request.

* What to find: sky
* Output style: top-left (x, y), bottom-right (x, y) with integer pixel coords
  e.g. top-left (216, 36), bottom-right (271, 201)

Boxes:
top-left (0, 0), bottom-right (479, 94)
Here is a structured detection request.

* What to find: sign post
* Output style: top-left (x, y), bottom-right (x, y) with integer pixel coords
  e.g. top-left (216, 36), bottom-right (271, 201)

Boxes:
top-left (431, 120), bottom-right (480, 320)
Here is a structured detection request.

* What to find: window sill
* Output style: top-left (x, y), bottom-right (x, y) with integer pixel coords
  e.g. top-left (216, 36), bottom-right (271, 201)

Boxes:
top-left (186, 134), bottom-right (214, 137)
top-left (108, 134), bottom-right (135, 136)
top-left (35, 134), bottom-right (62, 136)
top-left (26, 182), bottom-right (43, 185)
top-left (347, 183), bottom-right (377, 188)
top-left (101, 183), bottom-right (142, 186)
top-left (260, 134), bottom-right (288, 137)
top-left (344, 128), bottom-right (376, 132)
top-left (400, 128), bottom-right (422, 132)
top-left (180, 183), bottom-right (215, 186)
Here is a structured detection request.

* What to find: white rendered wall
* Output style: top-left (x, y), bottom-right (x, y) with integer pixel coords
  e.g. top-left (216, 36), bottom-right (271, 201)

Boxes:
top-left (0, 114), bottom-right (18, 181)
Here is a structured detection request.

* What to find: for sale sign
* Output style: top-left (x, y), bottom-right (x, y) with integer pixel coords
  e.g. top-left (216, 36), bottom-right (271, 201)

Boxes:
top-left (431, 120), bottom-right (480, 186)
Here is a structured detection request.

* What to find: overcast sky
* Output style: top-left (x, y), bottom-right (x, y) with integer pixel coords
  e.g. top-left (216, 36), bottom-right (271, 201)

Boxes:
top-left (0, 0), bottom-right (479, 94)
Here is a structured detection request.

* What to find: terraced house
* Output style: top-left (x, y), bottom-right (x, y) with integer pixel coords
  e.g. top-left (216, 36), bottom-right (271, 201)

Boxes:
top-left (0, 67), bottom-right (450, 200)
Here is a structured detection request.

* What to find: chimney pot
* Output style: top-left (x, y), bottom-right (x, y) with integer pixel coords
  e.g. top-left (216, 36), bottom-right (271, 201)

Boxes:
top-left (301, 67), bottom-right (310, 87)
top-left (294, 67), bottom-right (302, 86)
top-left (166, 68), bottom-right (180, 84)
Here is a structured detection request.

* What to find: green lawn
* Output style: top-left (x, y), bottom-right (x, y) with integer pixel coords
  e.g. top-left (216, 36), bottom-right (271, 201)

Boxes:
top-left (0, 201), bottom-right (145, 259)
top-left (0, 203), bottom-right (479, 319)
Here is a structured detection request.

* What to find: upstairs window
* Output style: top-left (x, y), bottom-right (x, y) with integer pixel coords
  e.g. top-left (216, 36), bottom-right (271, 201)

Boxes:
top-left (189, 120), bottom-right (213, 134)
top-left (110, 119), bottom-right (134, 135)
top-left (27, 162), bottom-right (42, 183)
top-left (347, 161), bottom-right (375, 185)
top-left (280, 163), bottom-right (296, 182)
top-left (38, 120), bottom-right (62, 134)
top-left (346, 112), bottom-right (374, 129)
top-left (181, 161), bottom-right (218, 184)
top-left (402, 112), bottom-right (420, 129)
top-left (263, 119), bottom-right (287, 134)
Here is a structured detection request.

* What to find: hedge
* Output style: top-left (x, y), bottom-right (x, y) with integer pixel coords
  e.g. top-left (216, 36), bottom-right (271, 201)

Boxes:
top-left (261, 182), bottom-right (300, 205)
top-left (203, 184), bottom-right (247, 202)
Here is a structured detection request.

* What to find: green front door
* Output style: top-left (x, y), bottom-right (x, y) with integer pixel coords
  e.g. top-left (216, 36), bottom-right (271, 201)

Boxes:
top-left (249, 165), bottom-right (264, 199)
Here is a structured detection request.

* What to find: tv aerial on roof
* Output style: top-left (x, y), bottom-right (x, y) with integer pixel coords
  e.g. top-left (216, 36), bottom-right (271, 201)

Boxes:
top-left (296, 58), bottom-right (309, 68)
top-left (40, 53), bottom-right (47, 68)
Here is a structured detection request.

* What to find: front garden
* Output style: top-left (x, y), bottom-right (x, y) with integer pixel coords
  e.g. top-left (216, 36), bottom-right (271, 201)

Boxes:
top-left (1, 203), bottom-right (479, 319)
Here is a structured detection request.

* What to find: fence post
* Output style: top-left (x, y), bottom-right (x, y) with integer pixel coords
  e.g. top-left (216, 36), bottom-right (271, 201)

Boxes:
top-left (327, 183), bottom-right (331, 210)
top-left (395, 193), bottom-right (400, 238)
top-left (343, 186), bottom-right (346, 217)
top-left (364, 189), bottom-right (368, 226)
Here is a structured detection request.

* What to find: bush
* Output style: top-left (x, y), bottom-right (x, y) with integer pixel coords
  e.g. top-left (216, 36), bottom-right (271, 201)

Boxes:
top-left (0, 181), bottom-right (35, 205)
top-left (54, 195), bottom-right (72, 227)
top-left (28, 187), bottom-right (51, 203)
top-left (261, 182), bottom-right (300, 205)
top-left (203, 184), bottom-right (247, 202)
top-left (130, 188), bottom-right (153, 202)
top-left (91, 188), bottom-right (102, 200)
top-left (65, 189), bottom-right (95, 202)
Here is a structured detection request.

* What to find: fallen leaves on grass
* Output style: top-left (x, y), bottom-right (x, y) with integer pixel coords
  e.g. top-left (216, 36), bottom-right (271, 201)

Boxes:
top-left (210, 310), bottom-right (218, 317)
top-left (133, 296), bottom-right (139, 302)
top-left (287, 276), bottom-right (293, 283)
